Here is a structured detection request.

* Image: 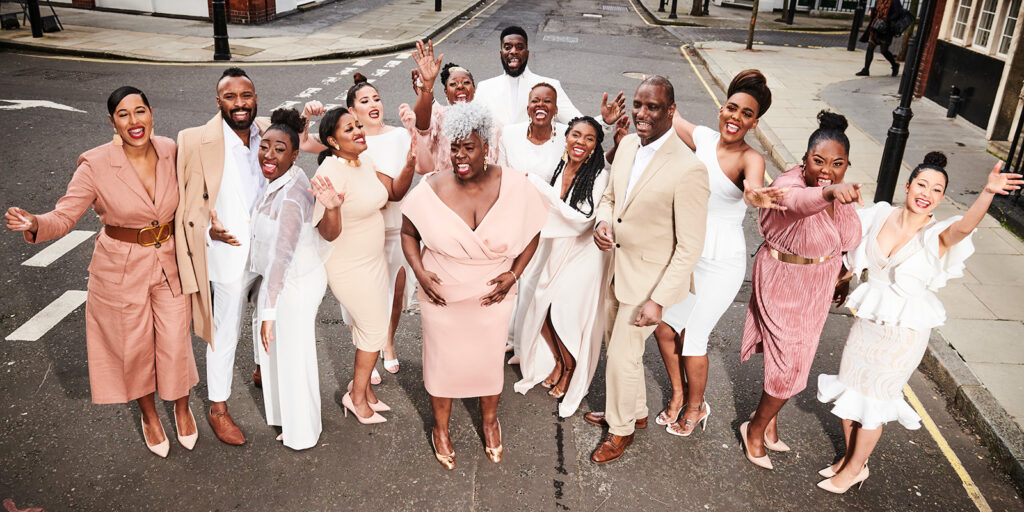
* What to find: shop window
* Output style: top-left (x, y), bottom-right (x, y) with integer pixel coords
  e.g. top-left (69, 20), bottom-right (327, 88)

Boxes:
top-left (997, 0), bottom-right (1022, 55)
top-left (951, 0), bottom-right (973, 41)
top-left (972, 0), bottom-right (998, 49)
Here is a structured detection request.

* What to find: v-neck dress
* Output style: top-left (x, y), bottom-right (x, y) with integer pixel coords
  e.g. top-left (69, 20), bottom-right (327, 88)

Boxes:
top-left (817, 203), bottom-right (975, 429)
top-left (24, 137), bottom-right (198, 404)
top-left (742, 166), bottom-right (861, 399)
top-left (401, 168), bottom-right (548, 398)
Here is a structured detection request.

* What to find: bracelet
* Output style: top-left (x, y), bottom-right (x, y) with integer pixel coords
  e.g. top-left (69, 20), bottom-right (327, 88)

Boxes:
top-left (504, 270), bottom-right (519, 285)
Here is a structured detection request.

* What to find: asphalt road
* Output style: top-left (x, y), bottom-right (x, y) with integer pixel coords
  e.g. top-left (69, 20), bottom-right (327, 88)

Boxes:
top-left (1, 0), bottom-right (1022, 510)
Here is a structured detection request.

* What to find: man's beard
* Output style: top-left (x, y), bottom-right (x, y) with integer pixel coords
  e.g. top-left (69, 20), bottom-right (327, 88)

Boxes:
top-left (501, 56), bottom-right (527, 78)
top-left (221, 105), bottom-right (257, 131)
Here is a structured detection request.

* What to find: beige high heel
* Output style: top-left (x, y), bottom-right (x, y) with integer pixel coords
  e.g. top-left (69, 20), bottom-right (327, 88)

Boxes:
top-left (347, 380), bottom-right (391, 412)
top-left (141, 416), bottom-right (169, 458)
top-left (819, 458), bottom-right (866, 478)
top-left (341, 392), bottom-right (386, 424)
top-left (749, 411), bottom-right (790, 451)
top-left (431, 429), bottom-right (456, 470)
top-left (484, 421), bottom-right (503, 463)
top-left (739, 421), bottom-right (772, 470)
top-left (817, 465), bottom-right (870, 494)
top-left (174, 406), bottom-right (198, 450)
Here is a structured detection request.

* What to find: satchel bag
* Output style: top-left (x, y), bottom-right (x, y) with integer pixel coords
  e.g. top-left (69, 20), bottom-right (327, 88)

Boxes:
top-left (892, 9), bottom-right (914, 36)
top-left (871, 18), bottom-right (889, 34)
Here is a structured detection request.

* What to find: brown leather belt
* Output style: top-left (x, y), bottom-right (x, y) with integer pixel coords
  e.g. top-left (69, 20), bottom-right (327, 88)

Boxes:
top-left (769, 248), bottom-right (831, 265)
top-left (104, 220), bottom-right (174, 247)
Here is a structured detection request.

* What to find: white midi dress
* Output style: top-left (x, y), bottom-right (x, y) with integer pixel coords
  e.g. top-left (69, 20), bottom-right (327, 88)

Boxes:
top-left (497, 122), bottom-right (569, 355)
top-left (662, 126), bottom-right (747, 356)
top-left (250, 167), bottom-right (331, 450)
top-left (817, 202), bottom-right (975, 429)
top-left (513, 170), bottom-right (611, 417)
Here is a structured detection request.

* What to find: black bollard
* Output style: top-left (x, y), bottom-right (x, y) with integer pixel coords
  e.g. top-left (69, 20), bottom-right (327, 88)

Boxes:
top-left (847, 0), bottom-right (867, 51)
top-left (435, 0), bottom-right (441, 12)
top-left (669, 0), bottom-right (679, 18)
top-left (212, 0), bottom-right (231, 61)
top-left (946, 86), bottom-right (961, 118)
top-left (26, 0), bottom-right (43, 38)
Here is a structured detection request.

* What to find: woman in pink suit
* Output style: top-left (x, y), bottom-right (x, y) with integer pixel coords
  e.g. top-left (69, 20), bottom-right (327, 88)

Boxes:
top-left (739, 111), bottom-right (863, 470)
top-left (401, 102), bottom-right (548, 470)
top-left (5, 87), bottom-right (199, 459)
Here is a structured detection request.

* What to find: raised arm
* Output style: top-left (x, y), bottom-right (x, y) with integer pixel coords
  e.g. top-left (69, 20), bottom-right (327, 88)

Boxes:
top-left (740, 150), bottom-right (788, 210)
top-left (311, 175), bottom-right (344, 242)
top-left (672, 110), bottom-right (698, 150)
top-left (7, 160), bottom-right (98, 243)
top-left (939, 163), bottom-right (1024, 256)
top-left (412, 40), bottom-right (443, 133)
top-left (299, 100), bottom-right (328, 154)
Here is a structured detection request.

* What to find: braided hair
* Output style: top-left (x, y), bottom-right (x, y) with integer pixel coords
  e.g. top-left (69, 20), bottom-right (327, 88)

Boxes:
top-left (549, 116), bottom-right (605, 217)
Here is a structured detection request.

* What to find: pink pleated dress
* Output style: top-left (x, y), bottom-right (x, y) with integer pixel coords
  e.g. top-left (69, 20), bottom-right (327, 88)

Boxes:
top-left (401, 169), bottom-right (548, 398)
top-left (742, 166), bottom-right (861, 399)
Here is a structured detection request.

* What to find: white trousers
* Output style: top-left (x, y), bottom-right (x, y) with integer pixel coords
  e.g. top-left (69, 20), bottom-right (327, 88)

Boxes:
top-left (207, 271), bottom-right (260, 402)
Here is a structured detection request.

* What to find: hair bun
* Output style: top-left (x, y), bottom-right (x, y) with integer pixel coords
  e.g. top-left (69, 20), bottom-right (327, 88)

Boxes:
top-left (817, 110), bottom-right (848, 133)
top-left (922, 151), bottom-right (947, 169)
top-left (353, 72), bottom-right (368, 85)
top-left (270, 107), bottom-right (306, 134)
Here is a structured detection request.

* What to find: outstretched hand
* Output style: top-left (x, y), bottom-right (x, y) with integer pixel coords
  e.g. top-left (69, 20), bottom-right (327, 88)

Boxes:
top-left (309, 175), bottom-right (346, 209)
top-left (743, 180), bottom-right (789, 210)
top-left (983, 162), bottom-right (1024, 195)
top-left (5, 207), bottom-right (37, 233)
top-left (828, 182), bottom-right (864, 206)
top-left (413, 40), bottom-right (444, 90)
top-left (600, 91), bottom-right (627, 125)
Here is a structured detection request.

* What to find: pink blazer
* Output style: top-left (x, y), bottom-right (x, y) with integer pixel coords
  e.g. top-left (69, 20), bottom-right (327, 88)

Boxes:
top-left (26, 136), bottom-right (183, 304)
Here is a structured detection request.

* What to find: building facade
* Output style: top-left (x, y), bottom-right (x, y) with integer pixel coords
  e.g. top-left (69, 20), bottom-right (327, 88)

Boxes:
top-left (52, 0), bottom-right (303, 23)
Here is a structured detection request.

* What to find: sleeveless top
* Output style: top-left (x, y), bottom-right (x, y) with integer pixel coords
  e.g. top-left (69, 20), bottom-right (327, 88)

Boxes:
top-left (693, 126), bottom-right (746, 260)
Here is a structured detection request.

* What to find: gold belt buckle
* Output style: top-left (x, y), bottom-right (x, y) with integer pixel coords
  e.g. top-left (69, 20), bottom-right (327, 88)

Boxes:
top-left (138, 223), bottom-right (171, 247)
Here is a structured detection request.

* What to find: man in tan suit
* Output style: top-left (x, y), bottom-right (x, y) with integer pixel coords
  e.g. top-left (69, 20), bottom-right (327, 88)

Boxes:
top-left (587, 76), bottom-right (710, 464)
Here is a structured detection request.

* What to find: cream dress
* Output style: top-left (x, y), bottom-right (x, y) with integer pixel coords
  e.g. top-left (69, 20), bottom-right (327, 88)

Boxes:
top-left (250, 167), bottom-right (331, 450)
top-left (817, 202), bottom-right (975, 429)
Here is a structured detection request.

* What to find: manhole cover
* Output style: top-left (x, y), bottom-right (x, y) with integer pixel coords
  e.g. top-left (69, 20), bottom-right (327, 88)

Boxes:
top-left (622, 71), bottom-right (651, 80)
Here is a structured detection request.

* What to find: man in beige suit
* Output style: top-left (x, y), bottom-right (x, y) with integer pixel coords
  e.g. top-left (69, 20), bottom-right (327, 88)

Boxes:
top-left (587, 76), bottom-right (710, 464)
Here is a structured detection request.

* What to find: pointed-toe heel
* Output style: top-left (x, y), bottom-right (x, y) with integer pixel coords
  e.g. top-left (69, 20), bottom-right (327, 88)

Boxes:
top-left (739, 421), bottom-right (773, 470)
top-left (484, 421), bottom-right (503, 463)
top-left (346, 381), bottom-right (391, 412)
top-left (817, 466), bottom-right (870, 494)
top-left (342, 392), bottom-right (387, 424)
top-left (431, 430), bottom-right (456, 470)
top-left (174, 406), bottom-right (198, 450)
top-left (141, 417), bottom-right (170, 458)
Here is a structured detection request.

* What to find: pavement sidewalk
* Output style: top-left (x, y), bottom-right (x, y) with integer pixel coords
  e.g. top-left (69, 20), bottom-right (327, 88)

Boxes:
top-left (691, 40), bottom-right (1024, 491)
top-left (636, 0), bottom-right (851, 30)
top-left (0, 0), bottom-right (484, 62)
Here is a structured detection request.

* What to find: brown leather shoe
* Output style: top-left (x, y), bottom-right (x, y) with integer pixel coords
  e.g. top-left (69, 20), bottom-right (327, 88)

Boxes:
top-left (208, 403), bottom-right (246, 445)
top-left (584, 411), bottom-right (647, 430)
top-left (591, 433), bottom-right (633, 464)
top-left (252, 366), bottom-right (262, 389)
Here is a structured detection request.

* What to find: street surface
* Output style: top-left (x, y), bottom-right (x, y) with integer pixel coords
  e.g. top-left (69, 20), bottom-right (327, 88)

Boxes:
top-left (1, 0), bottom-right (1022, 510)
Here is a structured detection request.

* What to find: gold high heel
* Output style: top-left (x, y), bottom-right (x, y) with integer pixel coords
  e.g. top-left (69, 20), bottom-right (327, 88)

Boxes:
top-left (431, 429), bottom-right (456, 470)
top-left (817, 465), bottom-right (869, 494)
top-left (484, 421), bottom-right (503, 463)
top-left (739, 421), bottom-right (773, 470)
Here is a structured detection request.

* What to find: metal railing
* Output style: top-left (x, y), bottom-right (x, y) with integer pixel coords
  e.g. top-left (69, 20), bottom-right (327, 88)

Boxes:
top-left (814, 0), bottom-right (912, 13)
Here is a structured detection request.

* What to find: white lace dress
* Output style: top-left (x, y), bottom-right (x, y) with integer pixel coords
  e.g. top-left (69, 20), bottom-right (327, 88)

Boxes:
top-left (817, 202), bottom-right (975, 430)
top-left (661, 126), bottom-right (747, 356)
top-left (250, 167), bottom-right (332, 450)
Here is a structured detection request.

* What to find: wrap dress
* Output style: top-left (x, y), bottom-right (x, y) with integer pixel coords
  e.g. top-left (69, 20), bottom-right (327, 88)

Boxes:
top-left (401, 169), bottom-right (548, 398)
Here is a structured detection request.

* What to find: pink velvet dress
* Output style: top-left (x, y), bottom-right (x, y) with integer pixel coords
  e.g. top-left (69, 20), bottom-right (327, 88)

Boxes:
top-left (741, 166), bottom-right (861, 399)
top-left (401, 169), bottom-right (548, 398)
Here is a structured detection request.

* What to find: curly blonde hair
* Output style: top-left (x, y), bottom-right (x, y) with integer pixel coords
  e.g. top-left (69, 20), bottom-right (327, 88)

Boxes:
top-left (441, 101), bottom-right (493, 144)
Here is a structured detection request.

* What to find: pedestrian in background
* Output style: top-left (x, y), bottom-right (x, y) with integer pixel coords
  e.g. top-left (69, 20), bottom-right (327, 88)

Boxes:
top-left (856, 0), bottom-right (905, 77)
top-left (815, 154), bottom-right (1022, 493)
top-left (739, 111), bottom-right (863, 470)
top-left (400, 102), bottom-right (548, 470)
top-left (6, 86), bottom-right (198, 458)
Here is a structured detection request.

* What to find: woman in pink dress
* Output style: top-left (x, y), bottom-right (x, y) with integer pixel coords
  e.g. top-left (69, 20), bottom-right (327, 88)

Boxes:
top-left (5, 87), bottom-right (199, 458)
top-left (401, 102), bottom-right (548, 470)
top-left (739, 111), bottom-right (863, 470)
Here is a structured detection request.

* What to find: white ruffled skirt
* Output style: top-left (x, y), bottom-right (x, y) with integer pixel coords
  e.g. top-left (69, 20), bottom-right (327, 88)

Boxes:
top-left (817, 317), bottom-right (928, 430)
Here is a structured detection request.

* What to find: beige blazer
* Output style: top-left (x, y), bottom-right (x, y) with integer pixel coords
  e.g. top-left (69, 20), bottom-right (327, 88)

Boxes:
top-left (174, 113), bottom-right (270, 345)
top-left (596, 133), bottom-right (710, 307)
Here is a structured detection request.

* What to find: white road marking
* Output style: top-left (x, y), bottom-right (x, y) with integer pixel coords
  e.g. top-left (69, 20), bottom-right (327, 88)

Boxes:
top-left (542, 35), bottom-right (579, 43)
top-left (0, 100), bottom-right (86, 113)
top-left (338, 67), bottom-right (357, 75)
top-left (323, 104), bottom-right (342, 110)
top-left (583, 13), bottom-right (603, 18)
top-left (297, 88), bottom-right (322, 98)
top-left (395, 52), bottom-right (411, 59)
top-left (384, 60), bottom-right (403, 68)
top-left (6, 290), bottom-right (88, 341)
top-left (22, 230), bottom-right (95, 267)
top-left (371, 69), bottom-right (390, 77)
top-left (353, 59), bottom-right (372, 66)
top-left (275, 100), bottom-right (300, 110)
top-left (321, 76), bottom-right (341, 85)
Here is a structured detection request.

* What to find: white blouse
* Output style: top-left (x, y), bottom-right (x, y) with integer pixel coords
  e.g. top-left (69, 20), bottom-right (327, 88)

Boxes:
top-left (249, 166), bottom-right (332, 320)
top-left (846, 202), bottom-right (975, 331)
top-left (498, 121), bottom-right (568, 183)
top-left (364, 127), bottom-right (413, 232)
top-left (693, 125), bottom-right (747, 260)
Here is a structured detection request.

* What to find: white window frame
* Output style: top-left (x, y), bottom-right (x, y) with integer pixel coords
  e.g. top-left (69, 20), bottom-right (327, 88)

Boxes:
top-left (950, 0), bottom-right (974, 42)
top-left (971, 0), bottom-right (1000, 51)
top-left (997, 0), bottom-right (1022, 56)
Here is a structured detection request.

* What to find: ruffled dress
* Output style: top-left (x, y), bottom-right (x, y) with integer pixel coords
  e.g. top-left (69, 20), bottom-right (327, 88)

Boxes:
top-left (817, 202), bottom-right (975, 429)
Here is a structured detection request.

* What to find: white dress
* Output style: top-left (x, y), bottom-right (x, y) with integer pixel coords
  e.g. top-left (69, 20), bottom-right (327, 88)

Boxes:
top-left (513, 170), bottom-right (611, 417)
top-left (661, 126), bottom-right (747, 356)
top-left (366, 128), bottom-right (416, 312)
top-left (250, 167), bottom-right (331, 450)
top-left (497, 122), bottom-right (569, 354)
top-left (817, 202), bottom-right (975, 430)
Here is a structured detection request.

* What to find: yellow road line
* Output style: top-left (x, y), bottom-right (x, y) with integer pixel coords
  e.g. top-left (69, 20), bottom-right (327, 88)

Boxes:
top-left (627, 0), bottom-right (656, 26)
top-left (8, 0), bottom-right (502, 66)
top-left (678, 43), bottom-right (773, 185)
top-left (904, 385), bottom-right (992, 512)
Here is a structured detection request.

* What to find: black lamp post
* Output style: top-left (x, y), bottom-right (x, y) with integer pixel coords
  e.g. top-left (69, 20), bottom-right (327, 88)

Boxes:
top-left (874, 0), bottom-right (937, 203)
top-left (669, 0), bottom-right (679, 18)
top-left (26, 0), bottom-right (43, 38)
top-left (847, 0), bottom-right (867, 51)
top-left (212, 0), bottom-right (231, 61)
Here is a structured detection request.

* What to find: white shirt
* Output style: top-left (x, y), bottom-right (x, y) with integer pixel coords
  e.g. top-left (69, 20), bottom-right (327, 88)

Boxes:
top-left (222, 119), bottom-right (264, 214)
top-left (624, 129), bottom-right (674, 201)
top-left (207, 119), bottom-right (264, 283)
top-left (475, 67), bottom-right (582, 126)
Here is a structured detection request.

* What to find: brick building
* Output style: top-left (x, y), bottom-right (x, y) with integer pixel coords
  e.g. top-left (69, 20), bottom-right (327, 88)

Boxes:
top-left (53, 0), bottom-right (303, 24)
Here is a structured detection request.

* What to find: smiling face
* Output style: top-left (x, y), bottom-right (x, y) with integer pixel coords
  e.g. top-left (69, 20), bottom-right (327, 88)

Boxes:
top-left (632, 84), bottom-right (676, 145)
top-left (444, 70), bottom-right (475, 104)
top-left (527, 85), bottom-right (557, 128)
top-left (904, 168), bottom-right (946, 214)
top-left (217, 75), bottom-right (257, 131)
top-left (449, 131), bottom-right (488, 181)
top-left (719, 92), bottom-right (759, 143)
top-left (258, 129), bottom-right (298, 182)
top-left (500, 34), bottom-right (529, 77)
top-left (350, 85), bottom-right (384, 127)
top-left (327, 112), bottom-right (367, 158)
top-left (802, 139), bottom-right (849, 188)
top-left (565, 122), bottom-right (598, 164)
top-left (109, 94), bottom-right (154, 148)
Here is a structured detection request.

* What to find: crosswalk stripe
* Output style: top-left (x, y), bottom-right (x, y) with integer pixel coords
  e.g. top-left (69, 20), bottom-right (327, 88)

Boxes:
top-left (353, 59), bottom-right (372, 66)
top-left (21, 230), bottom-right (95, 267)
top-left (6, 290), bottom-right (88, 341)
